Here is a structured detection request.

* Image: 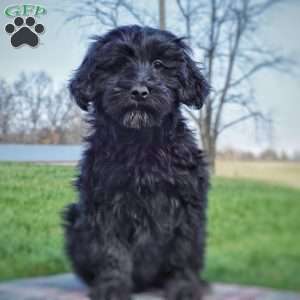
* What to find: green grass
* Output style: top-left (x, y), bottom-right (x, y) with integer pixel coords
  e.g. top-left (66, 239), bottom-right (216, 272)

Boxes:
top-left (206, 179), bottom-right (300, 291)
top-left (0, 162), bottom-right (300, 291)
top-left (0, 162), bottom-right (75, 279)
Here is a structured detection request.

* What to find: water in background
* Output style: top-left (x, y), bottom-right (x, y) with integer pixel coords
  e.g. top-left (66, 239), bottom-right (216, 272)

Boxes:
top-left (0, 144), bottom-right (83, 161)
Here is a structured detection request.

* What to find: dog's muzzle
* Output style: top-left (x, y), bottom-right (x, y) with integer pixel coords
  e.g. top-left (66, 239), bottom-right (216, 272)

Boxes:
top-left (122, 110), bottom-right (153, 129)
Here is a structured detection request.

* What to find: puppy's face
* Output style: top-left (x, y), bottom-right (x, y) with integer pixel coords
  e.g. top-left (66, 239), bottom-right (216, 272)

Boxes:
top-left (70, 26), bottom-right (209, 129)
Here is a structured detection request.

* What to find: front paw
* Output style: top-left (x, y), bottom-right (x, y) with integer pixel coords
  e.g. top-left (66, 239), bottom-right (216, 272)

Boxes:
top-left (165, 279), bottom-right (203, 300)
top-left (89, 281), bottom-right (131, 300)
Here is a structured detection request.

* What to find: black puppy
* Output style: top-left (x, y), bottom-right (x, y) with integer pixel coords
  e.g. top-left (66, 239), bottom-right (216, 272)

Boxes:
top-left (64, 25), bottom-right (210, 300)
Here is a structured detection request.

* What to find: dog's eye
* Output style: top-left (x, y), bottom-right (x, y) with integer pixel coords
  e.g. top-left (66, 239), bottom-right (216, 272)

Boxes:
top-left (152, 59), bottom-right (164, 69)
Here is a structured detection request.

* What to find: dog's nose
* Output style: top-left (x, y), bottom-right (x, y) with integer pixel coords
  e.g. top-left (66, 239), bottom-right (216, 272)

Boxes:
top-left (130, 85), bottom-right (149, 101)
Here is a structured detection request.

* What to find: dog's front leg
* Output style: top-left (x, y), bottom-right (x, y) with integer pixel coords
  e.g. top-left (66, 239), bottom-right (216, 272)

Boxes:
top-left (164, 209), bottom-right (207, 300)
top-left (64, 203), bottom-right (133, 300)
top-left (165, 269), bottom-right (205, 300)
top-left (88, 240), bottom-right (133, 300)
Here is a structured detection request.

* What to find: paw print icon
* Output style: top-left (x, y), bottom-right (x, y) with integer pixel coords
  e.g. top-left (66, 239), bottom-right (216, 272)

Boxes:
top-left (5, 16), bottom-right (45, 48)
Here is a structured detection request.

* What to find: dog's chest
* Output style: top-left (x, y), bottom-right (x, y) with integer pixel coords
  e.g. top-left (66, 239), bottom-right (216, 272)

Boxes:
top-left (93, 143), bottom-right (200, 242)
top-left (97, 145), bottom-right (177, 191)
top-left (94, 142), bottom-right (199, 200)
top-left (106, 189), bottom-right (182, 242)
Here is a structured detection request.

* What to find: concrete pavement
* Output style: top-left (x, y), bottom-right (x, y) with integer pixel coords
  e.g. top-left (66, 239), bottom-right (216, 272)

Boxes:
top-left (0, 273), bottom-right (299, 300)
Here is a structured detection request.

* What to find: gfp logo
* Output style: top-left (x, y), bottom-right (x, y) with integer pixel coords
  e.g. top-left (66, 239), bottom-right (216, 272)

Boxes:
top-left (4, 4), bottom-right (46, 48)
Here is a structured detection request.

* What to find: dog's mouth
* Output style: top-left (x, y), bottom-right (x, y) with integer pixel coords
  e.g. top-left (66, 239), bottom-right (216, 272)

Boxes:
top-left (122, 109), bottom-right (156, 129)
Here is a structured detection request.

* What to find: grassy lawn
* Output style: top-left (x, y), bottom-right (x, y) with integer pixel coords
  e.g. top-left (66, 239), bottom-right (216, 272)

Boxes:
top-left (0, 162), bottom-right (300, 291)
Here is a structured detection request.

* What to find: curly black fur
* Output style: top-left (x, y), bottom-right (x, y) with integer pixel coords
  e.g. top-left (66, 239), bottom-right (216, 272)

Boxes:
top-left (63, 25), bottom-right (210, 300)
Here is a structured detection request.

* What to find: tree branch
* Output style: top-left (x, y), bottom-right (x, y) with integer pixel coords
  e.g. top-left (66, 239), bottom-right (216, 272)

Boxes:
top-left (229, 56), bottom-right (285, 88)
top-left (217, 112), bottom-right (262, 135)
top-left (184, 107), bottom-right (199, 124)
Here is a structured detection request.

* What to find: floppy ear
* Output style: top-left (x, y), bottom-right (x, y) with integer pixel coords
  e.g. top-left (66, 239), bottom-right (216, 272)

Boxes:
top-left (69, 42), bottom-right (100, 111)
top-left (180, 54), bottom-right (210, 109)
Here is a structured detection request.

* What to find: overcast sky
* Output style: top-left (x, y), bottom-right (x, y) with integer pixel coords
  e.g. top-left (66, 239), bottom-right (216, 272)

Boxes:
top-left (0, 0), bottom-right (299, 155)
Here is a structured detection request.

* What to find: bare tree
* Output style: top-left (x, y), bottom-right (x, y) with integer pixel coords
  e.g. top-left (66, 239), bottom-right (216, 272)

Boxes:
top-left (0, 72), bottom-right (85, 144)
top-left (0, 79), bottom-right (15, 141)
top-left (176, 0), bottom-right (289, 172)
top-left (62, 0), bottom-right (157, 30)
top-left (45, 86), bottom-right (73, 130)
top-left (14, 71), bottom-right (53, 143)
top-left (43, 86), bottom-right (84, 143)
top-left (175, 0), bottom-right (206, 44)
top-left (60, 107), bottom-right (85, 144)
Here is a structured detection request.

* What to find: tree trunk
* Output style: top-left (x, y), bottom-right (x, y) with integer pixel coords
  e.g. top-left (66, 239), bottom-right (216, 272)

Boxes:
top-left (200, 124), bottom-right (217, 175)
top-left (208, 138), bottom-right (216, 174)
top-left (159, 0), bottom-right (166, 30)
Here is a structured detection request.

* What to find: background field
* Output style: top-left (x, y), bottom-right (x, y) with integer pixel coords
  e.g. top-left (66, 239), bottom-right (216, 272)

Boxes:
top-left (216, 160), bottom-right (300, 189)
top-left (0, 162), bottom-right (300, 291)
